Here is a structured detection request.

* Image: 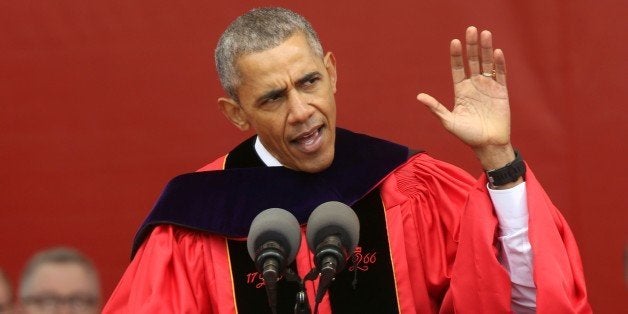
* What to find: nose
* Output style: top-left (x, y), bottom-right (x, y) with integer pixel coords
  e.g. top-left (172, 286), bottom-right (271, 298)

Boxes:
top-left (286, 91), bottom-right (314, 124)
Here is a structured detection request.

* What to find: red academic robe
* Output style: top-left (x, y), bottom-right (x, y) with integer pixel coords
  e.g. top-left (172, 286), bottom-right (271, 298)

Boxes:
top-left (104, 152), bottom-right (590, 313)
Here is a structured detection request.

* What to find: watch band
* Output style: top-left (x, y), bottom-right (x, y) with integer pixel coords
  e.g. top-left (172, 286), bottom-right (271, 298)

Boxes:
top-left (485, 150), bottom-right (526, 186)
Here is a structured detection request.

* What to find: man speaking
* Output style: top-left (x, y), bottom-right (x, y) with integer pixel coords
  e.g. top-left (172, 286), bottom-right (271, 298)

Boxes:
top-left (104, 7), bottom-right (590, 313)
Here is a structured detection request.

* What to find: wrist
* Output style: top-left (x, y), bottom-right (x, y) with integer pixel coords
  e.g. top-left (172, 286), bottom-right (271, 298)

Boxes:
top-left (473, 144), bottom-right (516, 170)
top-left (484, 149), bottom-right (526, 189)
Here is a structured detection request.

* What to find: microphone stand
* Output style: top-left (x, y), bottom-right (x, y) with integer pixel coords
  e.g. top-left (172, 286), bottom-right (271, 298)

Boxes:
top-left (284, 268), bottom-right (312, 314)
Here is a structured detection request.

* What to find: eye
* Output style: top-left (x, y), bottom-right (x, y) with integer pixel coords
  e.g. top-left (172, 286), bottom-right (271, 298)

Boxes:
top-left (301, 76), bottom-right (320, 90)
top-left (260, 93), bottom-right (284, 106)
top-left (304, 76), bottom-right (319, 86)
top-left (266, 95), bottom-right (281, 103)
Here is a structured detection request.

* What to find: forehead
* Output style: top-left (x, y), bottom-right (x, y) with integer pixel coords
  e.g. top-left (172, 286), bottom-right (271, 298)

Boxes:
top-left (235, 33), bottom-right (323, 91)
top-left (25, 263), bottom-right (97, 296)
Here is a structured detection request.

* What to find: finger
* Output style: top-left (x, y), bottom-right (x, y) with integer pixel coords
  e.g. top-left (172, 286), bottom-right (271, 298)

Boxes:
top-left (450, 39), bottom-right (465, 84)
top-left (417, 93), bottom-right (452, 123)
top-left (480, 30), bottom-right (494, 75)
top-left (465, 26), bottom-right (480, 76)
top-left (494, 49), bottom-right (507, 85)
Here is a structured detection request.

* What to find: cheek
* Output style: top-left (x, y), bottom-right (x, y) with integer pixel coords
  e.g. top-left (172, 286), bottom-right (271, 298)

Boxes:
top-left (257, 117), bottom-right (288, 143)
top-left (321, 99), bottom-right (336, 119)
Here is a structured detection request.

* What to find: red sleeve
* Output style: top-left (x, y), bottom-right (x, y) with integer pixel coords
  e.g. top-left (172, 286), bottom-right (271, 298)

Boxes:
top-left (451, 162), bottom-right (591, 313)
top-left (524, 168), bottom-right (590, 312)
top-left (104, 155), bottom-right (235, 314)
top-left (382, 154), bottom-right (590, 313)
top-left (103, 225), bottom-right (229, 314)
top-left (381, 153), bottom-right (477, 312)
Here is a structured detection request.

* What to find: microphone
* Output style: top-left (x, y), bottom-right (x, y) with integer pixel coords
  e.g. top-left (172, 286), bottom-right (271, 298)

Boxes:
top-left (247, 208), bottom-right (302, 314)
top-left (306, 201), bottom-right (360, 303)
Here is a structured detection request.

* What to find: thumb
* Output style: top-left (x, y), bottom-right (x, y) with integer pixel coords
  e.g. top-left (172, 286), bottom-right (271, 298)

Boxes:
top-left (417, 93), bottom-right (451, 122)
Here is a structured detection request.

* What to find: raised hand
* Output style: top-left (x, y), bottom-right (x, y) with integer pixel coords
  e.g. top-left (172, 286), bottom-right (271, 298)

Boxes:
top-left (417, 26), bottom-right (516, 171)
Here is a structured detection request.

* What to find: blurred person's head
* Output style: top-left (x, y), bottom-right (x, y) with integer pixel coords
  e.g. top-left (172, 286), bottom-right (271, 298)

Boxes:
top-left (18, 247), bottom-right (100, 314)
top-left (0, 269), bottom-right (13, 313)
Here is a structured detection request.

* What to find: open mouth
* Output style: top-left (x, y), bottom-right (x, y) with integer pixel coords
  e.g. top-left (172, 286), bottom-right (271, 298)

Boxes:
top-left (291, 126), bottom-right (324, 154)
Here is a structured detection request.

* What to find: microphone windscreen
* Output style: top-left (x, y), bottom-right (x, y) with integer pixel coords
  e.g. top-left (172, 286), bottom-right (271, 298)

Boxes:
top-left (247, 208), bottom-right (301, 263)
top-left (306, 201), bottom-right (360, 253)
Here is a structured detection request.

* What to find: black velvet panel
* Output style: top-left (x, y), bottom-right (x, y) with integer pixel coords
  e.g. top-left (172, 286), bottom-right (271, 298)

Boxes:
top-left (227, 239), bottom-right (301, 314)
top-left (328, 189), bottom-right (399, 313)
top-left (223, 136), bottom-right (265, 169)
top-left (223, 141), bottom-right (399, 313)
top-left (131, 128), bottom-right (410, 257)
top-left (225, 136), bottom-right (302, 313)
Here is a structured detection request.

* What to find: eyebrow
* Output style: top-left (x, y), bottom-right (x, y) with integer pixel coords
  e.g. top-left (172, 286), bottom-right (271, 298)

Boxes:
top-left (255, 71), bottom-right (321, 105)
top-left (256, 87), bottom-right (287, 105)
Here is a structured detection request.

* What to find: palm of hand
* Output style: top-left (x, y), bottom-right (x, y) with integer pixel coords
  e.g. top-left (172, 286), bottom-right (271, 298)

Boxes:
top-left (449, 76), bottom-right (510, 148)
top-left (417, 27), bottom-right (514, 152)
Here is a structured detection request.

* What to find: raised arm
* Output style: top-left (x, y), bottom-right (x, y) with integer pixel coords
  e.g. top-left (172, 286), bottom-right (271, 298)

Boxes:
top-left (416, 27), bottom-right (591, 313)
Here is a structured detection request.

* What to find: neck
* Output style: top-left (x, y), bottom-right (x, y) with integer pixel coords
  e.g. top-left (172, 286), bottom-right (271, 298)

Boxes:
top-left (254, 136), bottom-right (283, 167)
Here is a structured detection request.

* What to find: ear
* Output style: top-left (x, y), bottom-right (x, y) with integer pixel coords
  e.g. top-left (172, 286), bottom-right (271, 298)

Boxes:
top-left (324, 52), bottom-right (338, 93)
top-left (218, 97), bottom-right (250, 131)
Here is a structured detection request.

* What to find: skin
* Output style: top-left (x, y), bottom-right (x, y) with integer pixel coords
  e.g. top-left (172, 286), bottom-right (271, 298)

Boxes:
top-left (218, 32), bottom-right (337, 173)
top-left (20, 263), bottom-right (100, 314)
top-left (0, 273), bottom-right (12, 313)
top-left (417, 26), bottom-right (523, 189)
top-left (221, 26), bottom-right (522, 188)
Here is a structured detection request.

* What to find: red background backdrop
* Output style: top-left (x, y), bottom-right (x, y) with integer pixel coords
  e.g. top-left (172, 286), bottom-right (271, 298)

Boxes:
top-left (1, 1), bottom-right (626, 312)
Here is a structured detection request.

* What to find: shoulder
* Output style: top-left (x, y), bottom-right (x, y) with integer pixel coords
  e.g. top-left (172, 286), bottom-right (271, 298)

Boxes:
top-left (134, 224), bottom-right (227, 263)
top-left (399, 153), bottom-right (476, 180)
top-left (197, 155), bottom-right (228, 172)
top-left (380, 153), bottom-right (477, 205)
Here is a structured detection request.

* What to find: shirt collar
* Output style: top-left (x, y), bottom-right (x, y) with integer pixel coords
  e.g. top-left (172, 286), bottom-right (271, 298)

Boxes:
top-left (254, 136), bottom-right (283, 167)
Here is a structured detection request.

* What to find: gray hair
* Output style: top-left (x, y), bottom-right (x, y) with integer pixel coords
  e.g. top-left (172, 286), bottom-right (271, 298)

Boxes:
top-left (215, 7), bottom-right (324, 102)
top-left (18, 247), bottom-right (100, 299)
